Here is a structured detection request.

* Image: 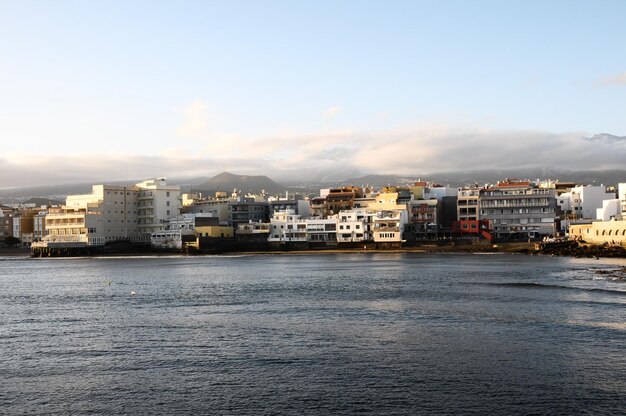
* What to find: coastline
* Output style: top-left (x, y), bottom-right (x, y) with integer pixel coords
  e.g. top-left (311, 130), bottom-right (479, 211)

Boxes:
top-left (10, 241), bottom-right (626, 258)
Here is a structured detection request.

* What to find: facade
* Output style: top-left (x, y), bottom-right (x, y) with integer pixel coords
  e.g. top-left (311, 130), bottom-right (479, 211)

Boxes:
top-left (136, 178), bottom-right (181, 234)
top-left (236, 222), bottom-right (271, 241)
top-left (479, 180), bottom-right (557, 240)
top-left (150, 213), bottom-right (206, 250)
top-left (196, 225), bottom-right (234, 238)
top-left (11, 210), bottom-right (36, 247)
top-left (619, 183), bottom-right (626, 219)
top-left (228, 197), bottom-right (270, 229)
top-left (306, 218), bottom-right (338, 243)
top-left (404, 199), bottom-right (440, 240)
top-left (569, 220), bottom-right (626, 245)
top-left (268, 210), bottom-right (339, 244)
top-left (372, 210), bottom-right (408, 244)
top-left (336, 212), bottom-right (366, 243)
top-left (268, 210), bottom-right (308, 242)
top-left (452, 219), bottom-right (493, 241)
top-left (457, 188), bottom-right (480, 221)
top-left (62, 184), bottom-right (142, 243)
top-left (44, 205), bottom-right (104, 246)
top-left (407, 199), bottom-right (438, 230)
top-left (557, 185), bottom-right (613, 220)
top-left (425, 185), bottom-right (458, 201)
top-left (368, 191), bottom-right (407, 211)
top-left (325, 187), bottom-right (363, 215)
top-left (269, 195), bottom-right (311, 217)
top-left (37, 178), bottom-right (177, 248)
top-left (184, 197), bottom-right (231, 224)
top-left (337, 209), bottom-right (375, 242)
top-left (597, 199), bottom-right (621, 222)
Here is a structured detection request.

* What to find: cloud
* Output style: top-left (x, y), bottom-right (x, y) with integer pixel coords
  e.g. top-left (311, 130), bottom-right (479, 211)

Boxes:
top-left (3, 124), bottom-right (626, 188)
top-left (176, 99), bottom-right (215, 139)
top-left (322, 106), bottom-right (343, 119)
top-left (599, 72), bottom-right (626, 86)
top-left (585, 133), bottom-right (626, 143)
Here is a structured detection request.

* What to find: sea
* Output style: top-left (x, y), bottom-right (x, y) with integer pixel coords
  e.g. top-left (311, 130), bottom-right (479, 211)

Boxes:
top-left (0, 253), bottom-right (625, 415)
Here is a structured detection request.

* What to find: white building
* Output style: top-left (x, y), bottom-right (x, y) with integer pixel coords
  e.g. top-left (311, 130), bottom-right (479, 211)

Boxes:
top-left (269, 210), bottom-right (339, 244)
top-left (150, 213), bottom-right (201, 250)
top-left (337, 209), bottom-right (376, 242)
top-left (619, 183), bottom-right (626, 219)
top-left (596, 199), bottom-right (621, 222)
top-left (372, 210), bottom-right (408, 243)
top-left (557, 185), bottom-right (613, 219)
top-left (305, 218), bottom-right (337, 243)
top-left (268, 210), bottom-right (308, 242)
top-left (136, 178), bottom-right (181, 234)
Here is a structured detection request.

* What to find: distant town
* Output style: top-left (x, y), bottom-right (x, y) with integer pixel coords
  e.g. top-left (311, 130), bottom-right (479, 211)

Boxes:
top-left (1, 173), bottom-right (625, 256)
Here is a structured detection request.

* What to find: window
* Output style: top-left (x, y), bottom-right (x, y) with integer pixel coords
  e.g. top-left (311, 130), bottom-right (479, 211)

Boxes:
top-left (166, 192), bottom-right (170, 197)
top-left (166, 201), bottom-right (170, 207)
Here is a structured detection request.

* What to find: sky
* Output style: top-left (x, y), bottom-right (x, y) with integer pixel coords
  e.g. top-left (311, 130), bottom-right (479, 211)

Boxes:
top-left (1, 0), bottom-right (626, 187)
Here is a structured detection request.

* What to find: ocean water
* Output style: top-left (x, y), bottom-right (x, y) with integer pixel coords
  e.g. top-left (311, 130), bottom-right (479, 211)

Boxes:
top-left (0, 253), bottom-right (625, 415)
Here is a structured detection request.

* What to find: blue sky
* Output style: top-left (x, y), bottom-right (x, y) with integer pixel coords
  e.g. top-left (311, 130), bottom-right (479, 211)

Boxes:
top-left (1, 1), bottom-right (625, 186)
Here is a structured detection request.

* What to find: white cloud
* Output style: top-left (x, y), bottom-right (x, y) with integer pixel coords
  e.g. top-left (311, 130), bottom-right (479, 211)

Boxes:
top-left (322, 106), bottom-right (343, 119)
top-left (3, 123), bottom-right (625, 188)
top-left (176, 99), bottom-right (214, 139)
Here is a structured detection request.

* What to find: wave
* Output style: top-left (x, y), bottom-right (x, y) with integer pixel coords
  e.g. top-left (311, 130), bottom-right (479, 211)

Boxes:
top-left (483, 282), bottom-right (626, 296)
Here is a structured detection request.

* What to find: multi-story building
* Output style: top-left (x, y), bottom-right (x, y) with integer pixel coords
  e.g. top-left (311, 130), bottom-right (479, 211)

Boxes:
top-left (269, 194), bottom-right (311, 217)
top-left (236, 222), bottom-right (271, 241)
top-left (45, 204), bottom-right (105, 246)
top-left (324, 187), bottom-right (363, 215)
top-left (404, 199), bottom-right (440, 240)
top-left (268, 210), bottom-right (339, 244)
top-left (556, 185), bottom-right (613, 220)
top-left (336, 211), bottom-right (366, 243)
top-left (305, 218), bottom-right (337, 244)
top-left (368, 191), bottom-right (407, 211)
top-left (37, 178), bottom-right (179, 248)
top-left (457, 187), bottom-right (480, 221)
top-left (183, 195), bottom-right (232, 224)
top-left (136, 178), bottom-right (181, 234)
top-left (63, 184), bottom-right (142, 243)
top-left (407, 199), bottom-right (439, 230)
top-left (228, 197), bottom-right (270, 229)
top-left (268, 210), bottom-right (308, 242)
top-left (480, 179), bottom-right (557, 240)
top-left (372, 210), bottom-right (408, 245)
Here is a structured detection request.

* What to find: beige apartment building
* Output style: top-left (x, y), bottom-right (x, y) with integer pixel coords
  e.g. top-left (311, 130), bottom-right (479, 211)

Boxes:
top-left (41, 178), bottom-right (181, 247)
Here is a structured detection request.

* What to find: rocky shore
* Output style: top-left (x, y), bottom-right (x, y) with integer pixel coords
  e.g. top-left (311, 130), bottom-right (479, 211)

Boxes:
top-left (536, 241), bottom-right (626, 258)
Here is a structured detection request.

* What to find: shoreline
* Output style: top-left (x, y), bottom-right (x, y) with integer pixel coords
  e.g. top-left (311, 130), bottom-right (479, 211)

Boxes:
top-left (6, 242), bottom-right (531, 258)
top-left (6, 241), bottom-right (626, 259)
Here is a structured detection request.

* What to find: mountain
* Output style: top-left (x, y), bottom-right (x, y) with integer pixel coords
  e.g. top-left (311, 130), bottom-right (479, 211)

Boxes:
top-left (338, 169), bottom-right (626, 188)
top-left (23, 197), bottom-right (64, 207)
top-left (195, 172), bottom-right (288, 195)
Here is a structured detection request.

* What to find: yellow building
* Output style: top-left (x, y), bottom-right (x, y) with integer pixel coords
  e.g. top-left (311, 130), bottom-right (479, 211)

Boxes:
top-left (569, 220), bottom-right (626, 245)
top-left (195, 226), bottom-right (234, 238)
top-left (368, 192), bottom-right (407, 211)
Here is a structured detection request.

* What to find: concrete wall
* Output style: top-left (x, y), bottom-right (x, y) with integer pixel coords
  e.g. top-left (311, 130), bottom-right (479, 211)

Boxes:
top-left (570, 220), bottom-right (626, 245)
